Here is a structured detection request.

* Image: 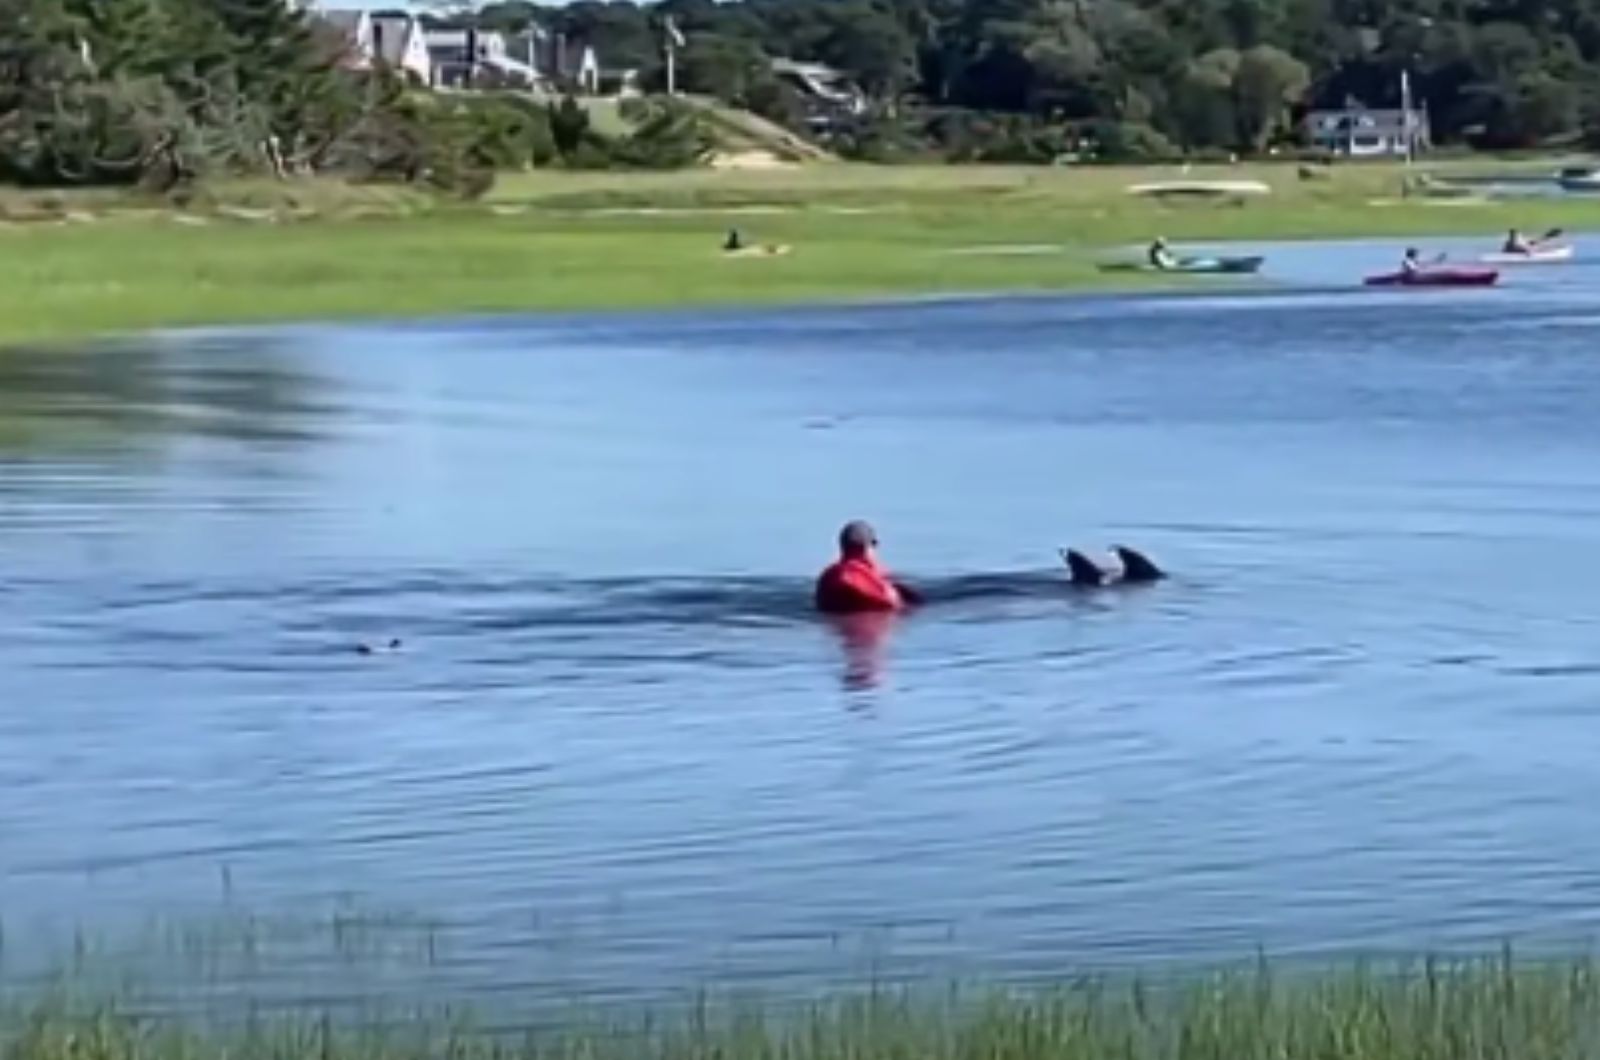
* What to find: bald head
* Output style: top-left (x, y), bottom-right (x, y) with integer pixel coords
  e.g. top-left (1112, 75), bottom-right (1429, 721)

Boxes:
top-left (838, 520), bottom-right (878, 558)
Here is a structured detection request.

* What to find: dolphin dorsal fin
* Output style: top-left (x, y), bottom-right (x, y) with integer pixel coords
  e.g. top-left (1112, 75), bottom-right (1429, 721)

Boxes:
top-left (1113, 546), bottom-right (1165, 583)
top-left (1063, 548), bottom-right (1108, 587)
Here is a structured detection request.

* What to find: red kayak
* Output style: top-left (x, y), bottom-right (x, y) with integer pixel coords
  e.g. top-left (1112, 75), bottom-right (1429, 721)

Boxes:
top-left (1364, 266), bottom-right (1500, 288)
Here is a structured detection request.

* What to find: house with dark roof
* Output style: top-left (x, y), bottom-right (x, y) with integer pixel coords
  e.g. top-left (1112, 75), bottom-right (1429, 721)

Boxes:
top-left (305, 2), bottom-right (625, 96)
top-left (771, 58), bottom-right (866, 132)
top-left (314, 8), bottom-right (433, 85)
top-left (424, 28), bottom-right (543, 90)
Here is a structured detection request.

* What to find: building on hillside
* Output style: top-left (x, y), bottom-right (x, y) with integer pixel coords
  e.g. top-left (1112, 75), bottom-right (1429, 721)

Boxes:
top-left (425, 28), bottom-right (543, 90)
top-left (1305, 106), bottom-right (1430, 158)
top-left (315, 8), bottom-right (433, 85)
top-left (304, 2), bottom-right (630, 97)
top-left (371, 12), bottom-right (433, 82)
top-left (770, 58), bottom-right (866, 131)
top-left (538, 34), bottom-right (606, 95)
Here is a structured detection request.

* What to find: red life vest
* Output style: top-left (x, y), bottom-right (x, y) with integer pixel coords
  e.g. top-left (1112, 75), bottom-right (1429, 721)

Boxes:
top-left (815, 556), bottom-right (903, 614)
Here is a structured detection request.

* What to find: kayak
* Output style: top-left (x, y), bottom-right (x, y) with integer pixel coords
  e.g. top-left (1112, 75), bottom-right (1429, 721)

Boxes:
top-left (1364, 266), bottom-right (1499, 288)
top-left (1558, 168), bottom-right (1600, 192)
top-left (1098, 255), bottom-right (1264, 275)
top-left (1173, 255), bottom-right (1265, 274)
top-left (1479, 244), bottom-right (1574, 264)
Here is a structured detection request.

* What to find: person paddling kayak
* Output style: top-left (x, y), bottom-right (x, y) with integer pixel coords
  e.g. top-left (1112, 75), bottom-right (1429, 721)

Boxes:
top-left (1503, 228), bottom-right (1532, 255)
top-left (815, 520), bottom-right (922, 614)
top-left (1401, 247), bottom-right (1424, 276)
top-left (1148, 236), bottom-right (1178, 270)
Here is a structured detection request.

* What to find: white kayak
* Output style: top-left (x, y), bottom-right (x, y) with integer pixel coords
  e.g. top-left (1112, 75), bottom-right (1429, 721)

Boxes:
top-left (1479, 244), bottom-right (1575, 264)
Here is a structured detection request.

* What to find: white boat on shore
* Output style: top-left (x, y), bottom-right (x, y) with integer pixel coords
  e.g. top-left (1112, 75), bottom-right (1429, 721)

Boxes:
top-left (1126, 179), bottom-right (1272, 199)
top-left (1557, 166), bottom-right (1600, 192)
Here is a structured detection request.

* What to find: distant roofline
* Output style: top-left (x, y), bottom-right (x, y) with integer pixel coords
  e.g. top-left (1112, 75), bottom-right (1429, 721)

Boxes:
top-left (1305, 106), bottom-right (1416, 115)
top-left (308, 0), bottom-right (564, 14)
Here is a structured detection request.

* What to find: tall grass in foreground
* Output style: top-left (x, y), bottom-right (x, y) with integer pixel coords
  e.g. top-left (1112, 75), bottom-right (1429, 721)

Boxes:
top-left (8, 956), bottom-right (1600, 1060)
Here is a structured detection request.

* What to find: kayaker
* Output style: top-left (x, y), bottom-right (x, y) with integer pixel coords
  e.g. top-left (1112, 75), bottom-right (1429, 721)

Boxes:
top-left (1147, 237), bottom-right (1178, 270)
top-left (1503, 228), bottom-right (1532, 254)
top-left (1401, 247), bottom-right (1423, 276)
top-left (723, 228), bottom-right (744, 253)
top-left (815, 520), bottom-right (922, 614)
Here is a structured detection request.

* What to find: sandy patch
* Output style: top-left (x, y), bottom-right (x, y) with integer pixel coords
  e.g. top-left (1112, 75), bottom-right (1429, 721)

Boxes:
top-left (1368, 198), bottom-right (1490, 208)
top-left (707, 150), bottom-right (798, 171)
top-left (817, 206), bottom-right (891, 215)
top-left (723, 244), bottom-right (792, 258)
top-left (580, 204), bottom-right (796, 217)
top-left (216, 206), bottom-right (279, 223)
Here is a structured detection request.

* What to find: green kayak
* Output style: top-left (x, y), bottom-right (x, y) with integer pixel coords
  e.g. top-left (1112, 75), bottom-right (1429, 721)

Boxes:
top-left (1099, 255), bottom-right (1265, 275)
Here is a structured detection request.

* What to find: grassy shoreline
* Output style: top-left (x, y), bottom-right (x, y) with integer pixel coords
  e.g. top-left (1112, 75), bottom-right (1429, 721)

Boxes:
top-left (5, 160), bottom-right (1600, 346)
top-left (7, 955), bottom-right (1600, 1059)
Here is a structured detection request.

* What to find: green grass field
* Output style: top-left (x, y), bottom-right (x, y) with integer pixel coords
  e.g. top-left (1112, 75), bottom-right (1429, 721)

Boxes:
top-left (3, 158), bottom-right (1599, 345)
top-left (8, 956), bottom-right (1600, 1060)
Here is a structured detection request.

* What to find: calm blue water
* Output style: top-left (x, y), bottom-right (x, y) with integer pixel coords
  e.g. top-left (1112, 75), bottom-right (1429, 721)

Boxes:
top-left (5, 240), bottom-right (1600, 1014)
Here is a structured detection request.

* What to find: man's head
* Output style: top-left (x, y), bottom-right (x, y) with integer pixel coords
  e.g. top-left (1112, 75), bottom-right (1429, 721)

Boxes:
top-left (838, 520), bottom-right (879, 559)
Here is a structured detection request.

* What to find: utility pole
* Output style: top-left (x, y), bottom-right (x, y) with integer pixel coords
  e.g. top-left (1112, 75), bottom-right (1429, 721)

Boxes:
top-left (663, 14), bottom-right (685, 96)
top-left (1400, 68), bottom-right (1414, 166)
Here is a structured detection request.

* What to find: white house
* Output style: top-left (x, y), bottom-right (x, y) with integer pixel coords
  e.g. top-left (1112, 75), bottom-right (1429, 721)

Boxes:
top-left (305, 3), bottom-right (619, 97)
top-left (372, 13), bottom-right (433, 82)
top-left (425, 29), bottom-right (545, 90)
top-left (533, 33), bottom-right (604, 95)
top-left (1305, 107), bottom-right (1430, 158)
top-left (314, 8), bottom-right (433, 85)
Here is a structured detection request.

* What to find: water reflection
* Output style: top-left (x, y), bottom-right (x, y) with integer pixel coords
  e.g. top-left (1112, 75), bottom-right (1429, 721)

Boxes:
top-left (828, 611), bottom-right (899, 690)
top-left (0, 334), bottom-right (327, 458)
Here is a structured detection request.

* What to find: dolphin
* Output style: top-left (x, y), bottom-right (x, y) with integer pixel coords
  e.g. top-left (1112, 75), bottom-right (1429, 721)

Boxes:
top-left (1061, 546), bottom-right (1165, 588)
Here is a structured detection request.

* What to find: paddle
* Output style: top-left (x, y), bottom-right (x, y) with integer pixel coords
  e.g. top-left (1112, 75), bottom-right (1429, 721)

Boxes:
top-left (1535, 226), bottom-right (1564, 248)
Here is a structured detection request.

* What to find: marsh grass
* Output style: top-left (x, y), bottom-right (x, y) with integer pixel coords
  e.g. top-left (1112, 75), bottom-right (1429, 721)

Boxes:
top-left (8, 955), bottom-right (1600, 1060)
top-left (5, 159), bottom-right (1600, 344)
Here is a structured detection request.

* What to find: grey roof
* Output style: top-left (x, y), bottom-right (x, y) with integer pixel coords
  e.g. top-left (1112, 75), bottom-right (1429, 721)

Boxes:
top-left (1307, 109), bottom-right (1419, 132)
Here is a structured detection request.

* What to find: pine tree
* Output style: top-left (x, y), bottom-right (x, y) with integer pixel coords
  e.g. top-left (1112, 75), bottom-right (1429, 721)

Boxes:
top-left (211, 0), bottom-right (331, 133)
top-left (63, 0), bottom-right (177, 79)
top-left (0, 0), bottom-right (100, 183)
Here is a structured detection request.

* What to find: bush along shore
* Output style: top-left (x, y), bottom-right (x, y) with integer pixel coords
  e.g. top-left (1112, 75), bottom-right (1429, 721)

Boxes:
top-left (7, 955), bottom-right (1600, 1060)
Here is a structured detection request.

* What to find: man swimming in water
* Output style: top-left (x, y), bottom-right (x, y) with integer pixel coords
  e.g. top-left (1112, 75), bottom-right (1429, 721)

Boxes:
top-left (815, 522), bottom-right (1166, 614)
top-left (815, 520), bottom-right (922, 614)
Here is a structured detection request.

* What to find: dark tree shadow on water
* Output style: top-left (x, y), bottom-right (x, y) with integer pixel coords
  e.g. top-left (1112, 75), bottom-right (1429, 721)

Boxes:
top-left (0, 333), bottom-right (330, 463)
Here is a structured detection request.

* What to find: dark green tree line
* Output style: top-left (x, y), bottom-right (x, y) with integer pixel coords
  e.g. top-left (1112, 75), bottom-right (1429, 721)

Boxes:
top-left (7, 0), bottom-right (1600, 190)
top-left (478, 0), bottom-right (1600, 153)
